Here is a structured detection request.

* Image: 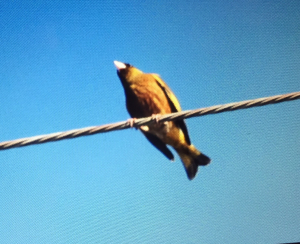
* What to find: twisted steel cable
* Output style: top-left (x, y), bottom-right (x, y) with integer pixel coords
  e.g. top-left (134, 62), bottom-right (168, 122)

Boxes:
top-left (0, 91), bottom-right (299, 150)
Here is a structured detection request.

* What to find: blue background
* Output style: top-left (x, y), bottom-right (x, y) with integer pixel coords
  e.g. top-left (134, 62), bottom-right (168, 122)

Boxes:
top-left (1, 1), bottom-right (299, 243)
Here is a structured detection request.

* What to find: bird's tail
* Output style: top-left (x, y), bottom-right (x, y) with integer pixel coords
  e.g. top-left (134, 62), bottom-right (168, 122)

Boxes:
top-left (175, 145), bottom-right (211, 180)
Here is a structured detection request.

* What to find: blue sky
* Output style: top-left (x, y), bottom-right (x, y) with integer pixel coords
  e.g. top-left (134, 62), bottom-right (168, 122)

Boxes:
top-left (1, 0), bottom-right (300, 243)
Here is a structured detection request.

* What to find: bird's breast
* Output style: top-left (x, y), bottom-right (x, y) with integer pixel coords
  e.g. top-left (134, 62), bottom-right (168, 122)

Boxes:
top-left (125, 83), bottom-right (171, 118)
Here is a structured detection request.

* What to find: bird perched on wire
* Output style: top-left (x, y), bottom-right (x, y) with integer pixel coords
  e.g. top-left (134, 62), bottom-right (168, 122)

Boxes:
top-left (114, 61), bottom-right (210, 180)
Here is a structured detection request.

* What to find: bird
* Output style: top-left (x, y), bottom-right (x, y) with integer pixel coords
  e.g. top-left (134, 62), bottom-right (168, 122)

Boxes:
top-left (114, 60), bottom-right (210, 180)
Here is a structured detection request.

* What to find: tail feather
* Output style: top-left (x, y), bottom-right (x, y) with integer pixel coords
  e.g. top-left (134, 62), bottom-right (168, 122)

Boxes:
top-left (196, 153), bottom-right (211, 166)
top-left (176, 145), bottom-right (211, 180)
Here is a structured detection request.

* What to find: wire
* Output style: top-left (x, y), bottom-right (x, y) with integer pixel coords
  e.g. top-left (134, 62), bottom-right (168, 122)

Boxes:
top-left (0, 91), bottom-right (299, 150)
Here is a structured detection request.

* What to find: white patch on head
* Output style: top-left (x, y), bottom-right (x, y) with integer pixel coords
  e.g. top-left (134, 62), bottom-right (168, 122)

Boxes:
top-left (114, 60), bottom-right (127, 70)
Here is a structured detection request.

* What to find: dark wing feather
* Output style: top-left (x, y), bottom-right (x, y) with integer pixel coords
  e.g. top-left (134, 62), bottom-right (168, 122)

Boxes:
top-left (152, 74), bottom-right (191, 145)
top-left (142, 131), bottom-right (174, 161)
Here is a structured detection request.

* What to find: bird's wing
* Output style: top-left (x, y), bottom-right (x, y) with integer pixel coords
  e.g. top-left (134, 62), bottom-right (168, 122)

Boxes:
top-left (151, 74), bottom-right (181, 112)
top-left (142, 131), bottom-right (174, 161)
top-left (151, 74), bottom-right (191, 145)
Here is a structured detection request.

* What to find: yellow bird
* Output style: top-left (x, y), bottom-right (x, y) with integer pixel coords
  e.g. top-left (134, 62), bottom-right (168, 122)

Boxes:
top-left (114, 61), bottom-right (210, 180)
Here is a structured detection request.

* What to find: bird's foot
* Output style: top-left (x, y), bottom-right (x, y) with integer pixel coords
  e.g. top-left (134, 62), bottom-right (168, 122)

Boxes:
top-left (127, 118), bottom-right (137, 129)
top-left (151, 114), bottom-right (162, 123)
top-left (151, 113), bottom-right (170, 132)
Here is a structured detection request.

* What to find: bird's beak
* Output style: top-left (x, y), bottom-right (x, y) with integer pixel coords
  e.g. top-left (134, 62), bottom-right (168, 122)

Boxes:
top-left (114, 60), bottom-right (126, 70)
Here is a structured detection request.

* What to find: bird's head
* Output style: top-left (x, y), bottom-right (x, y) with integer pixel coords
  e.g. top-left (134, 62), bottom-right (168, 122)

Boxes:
top-left (114, 61), bottom-right (143, 85)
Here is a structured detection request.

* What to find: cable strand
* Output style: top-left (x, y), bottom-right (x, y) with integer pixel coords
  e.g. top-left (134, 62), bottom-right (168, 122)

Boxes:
top-left (0, 91), bottom-right (299, 150)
